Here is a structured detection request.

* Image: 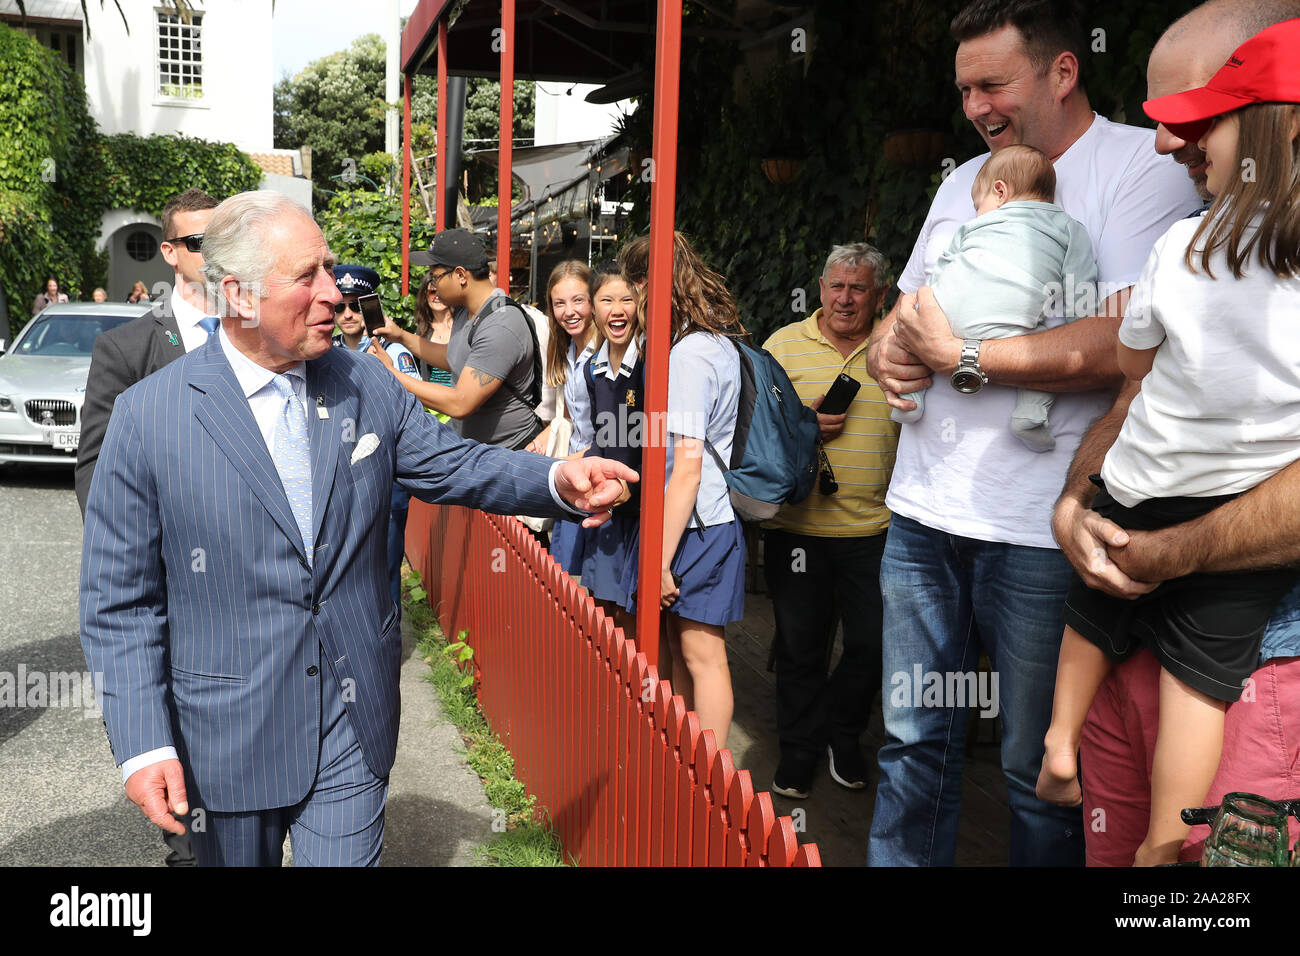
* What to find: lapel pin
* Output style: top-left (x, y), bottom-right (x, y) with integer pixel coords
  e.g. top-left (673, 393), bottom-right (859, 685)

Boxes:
top-left (316, 395), bottom-right (329, 419)
top-left (165, 330), bottom-right (180, 347)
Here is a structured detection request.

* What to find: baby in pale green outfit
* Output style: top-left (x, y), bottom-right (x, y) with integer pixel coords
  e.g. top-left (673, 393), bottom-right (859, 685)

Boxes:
top-left (893, 144), bottom-right (1098, 452)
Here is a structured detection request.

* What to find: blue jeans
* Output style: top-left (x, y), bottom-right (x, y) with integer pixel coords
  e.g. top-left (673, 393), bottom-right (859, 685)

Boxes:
top-left (867, 514), bottom-right (1084, 866)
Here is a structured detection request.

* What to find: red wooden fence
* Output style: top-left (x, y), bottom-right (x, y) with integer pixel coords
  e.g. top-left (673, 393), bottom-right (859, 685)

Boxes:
top-left (406, 501), bottom-right (821, 867)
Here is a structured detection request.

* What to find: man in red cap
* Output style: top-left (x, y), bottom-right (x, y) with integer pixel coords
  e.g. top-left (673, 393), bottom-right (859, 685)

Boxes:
top-left (1053, 1), bottom-right (1300, 865)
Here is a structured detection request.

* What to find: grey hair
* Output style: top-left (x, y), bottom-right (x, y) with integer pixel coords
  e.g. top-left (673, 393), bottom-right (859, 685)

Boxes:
top-left (201, 190), bottom-right (312, 311)
top-left (823, 242), bottom-right (888, 288)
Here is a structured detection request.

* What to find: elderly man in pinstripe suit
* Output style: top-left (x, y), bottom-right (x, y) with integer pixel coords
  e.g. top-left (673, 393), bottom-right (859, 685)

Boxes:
top-left (80, 191), bottom-right (636, 866)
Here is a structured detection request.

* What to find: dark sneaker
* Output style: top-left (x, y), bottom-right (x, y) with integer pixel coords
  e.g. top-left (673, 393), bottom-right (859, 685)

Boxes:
top-left (771, 755), bottom-right (815, 799)
top-left (827, 743), bottom-right (869, 790)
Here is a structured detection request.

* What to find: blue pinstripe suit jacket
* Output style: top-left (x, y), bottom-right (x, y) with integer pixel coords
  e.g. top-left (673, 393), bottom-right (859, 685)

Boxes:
top-left (80, 336), bottom-right (563, 812)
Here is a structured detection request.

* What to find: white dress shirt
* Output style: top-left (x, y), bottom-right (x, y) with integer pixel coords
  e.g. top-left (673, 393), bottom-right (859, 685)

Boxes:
top-left (171, 287), bottom-right (218, 353)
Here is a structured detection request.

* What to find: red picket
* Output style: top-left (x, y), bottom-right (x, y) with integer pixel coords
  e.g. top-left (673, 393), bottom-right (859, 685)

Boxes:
top-left (745, 791), bottom-right (778, 868)
top-left (403, 501), bottom-right (820, 867)
top-left (691, 729), bottom-right (718, 866)
top-left (676, 710), bottom-right (700, 866)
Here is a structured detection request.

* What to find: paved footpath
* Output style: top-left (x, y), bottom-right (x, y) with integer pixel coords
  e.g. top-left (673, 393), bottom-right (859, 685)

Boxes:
top-left (0, 464), bottom-right (491, 866)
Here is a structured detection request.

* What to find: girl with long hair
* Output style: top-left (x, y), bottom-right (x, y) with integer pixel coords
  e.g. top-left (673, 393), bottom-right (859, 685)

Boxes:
top-left (1037, 21), bottom-right (1300, 865)
top-left (621, 232), bottom-right (747, 748)
top-left (542, 260), bottom-right (599, 573)
top-left (414, 270), bottom-right (456, 386)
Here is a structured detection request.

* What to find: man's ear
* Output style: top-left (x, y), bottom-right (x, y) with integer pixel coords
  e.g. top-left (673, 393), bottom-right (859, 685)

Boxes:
top-left (160, 241), bottom-right (180, 271)
top-left (220, 275), bottom-right (258, 324)
top-left (1052, 50), bottom-right (1080, 102)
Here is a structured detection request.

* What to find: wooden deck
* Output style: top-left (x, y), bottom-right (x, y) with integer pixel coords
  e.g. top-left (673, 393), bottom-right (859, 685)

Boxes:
top-left (721, 573), bottom-right (1012, 867)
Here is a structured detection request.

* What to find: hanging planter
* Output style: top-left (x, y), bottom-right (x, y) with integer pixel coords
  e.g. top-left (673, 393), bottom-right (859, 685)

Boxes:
top-left (761, 157), bottom-right (803, 185)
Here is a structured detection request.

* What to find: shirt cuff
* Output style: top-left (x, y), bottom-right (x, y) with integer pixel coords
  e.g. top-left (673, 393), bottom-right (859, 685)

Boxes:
top-left (121, 746), bottom-right (178, 783)
top-left (547, 459), bottom-right (587, 517)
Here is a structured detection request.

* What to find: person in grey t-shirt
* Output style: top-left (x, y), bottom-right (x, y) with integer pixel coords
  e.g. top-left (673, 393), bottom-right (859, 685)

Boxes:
top-left (373, 229), bottom-right (543, 449)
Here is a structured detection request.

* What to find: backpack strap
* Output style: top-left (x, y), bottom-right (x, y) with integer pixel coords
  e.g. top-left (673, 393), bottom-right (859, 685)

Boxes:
top-left (466, 293), bottom-right (544, 414)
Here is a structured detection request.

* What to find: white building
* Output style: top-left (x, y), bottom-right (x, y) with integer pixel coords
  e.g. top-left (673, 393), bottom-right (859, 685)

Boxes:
top-left (0, 0), bottom-right (310, 299)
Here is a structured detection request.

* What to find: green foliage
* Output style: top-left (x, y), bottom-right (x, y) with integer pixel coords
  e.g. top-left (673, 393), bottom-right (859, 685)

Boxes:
top-left (0, 22), bottom-right (102, 333)
top-left (317, 186), bottom-right (436, 328)
top-left (0, 22), bottom-right (262, 339)
top-left (275, 33), bottom-right (535, 206)
top-left (619, 0), bottom-right (1187, 344)
top-left (406, 574), bottom-right (566, 867)
top-left (96, 133), bottom-right (262, 215)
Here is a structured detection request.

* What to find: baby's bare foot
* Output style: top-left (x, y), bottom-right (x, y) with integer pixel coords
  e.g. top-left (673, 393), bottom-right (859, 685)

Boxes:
top-left (1036, 748), bottom-right (1083, 806)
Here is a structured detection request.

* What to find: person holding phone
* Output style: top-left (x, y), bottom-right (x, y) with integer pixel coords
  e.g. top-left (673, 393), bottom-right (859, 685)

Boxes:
top-left (762, 243), bottom-right (900, 799)
top-left (333, 265), bottom-right (421, 615)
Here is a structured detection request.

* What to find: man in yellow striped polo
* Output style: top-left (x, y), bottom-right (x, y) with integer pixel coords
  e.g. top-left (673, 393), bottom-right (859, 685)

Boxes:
top-left (763, 243), bottom-right (900, 799)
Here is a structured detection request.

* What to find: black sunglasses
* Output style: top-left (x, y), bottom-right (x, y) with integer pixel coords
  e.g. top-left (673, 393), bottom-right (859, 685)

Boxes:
top-left (333, 300), bottom-right (362, 315)
top-left (166, 233), bottom-right (204, 253)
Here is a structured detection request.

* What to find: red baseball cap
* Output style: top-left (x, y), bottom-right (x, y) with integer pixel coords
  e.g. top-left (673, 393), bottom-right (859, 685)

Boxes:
top-left (1143, 17), bottom-right (1300, 143)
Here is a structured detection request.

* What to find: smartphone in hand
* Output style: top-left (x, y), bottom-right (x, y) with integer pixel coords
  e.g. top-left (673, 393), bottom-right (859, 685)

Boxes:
top-left (819, 373), bottom-right (861, 416)
top-left (358, 293), bottom-right (386, 335)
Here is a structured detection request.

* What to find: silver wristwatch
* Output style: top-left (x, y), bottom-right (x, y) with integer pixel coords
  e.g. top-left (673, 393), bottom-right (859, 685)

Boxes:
top-left (950, 339), bottom-right (987, 394)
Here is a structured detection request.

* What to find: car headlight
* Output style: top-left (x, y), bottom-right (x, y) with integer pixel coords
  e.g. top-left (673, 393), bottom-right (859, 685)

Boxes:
top-left (0, 394), bottom-right (15, 414)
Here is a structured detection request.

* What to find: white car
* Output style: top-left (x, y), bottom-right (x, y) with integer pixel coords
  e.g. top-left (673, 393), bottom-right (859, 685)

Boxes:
top-left (0, 302), bottom-right (151, 465)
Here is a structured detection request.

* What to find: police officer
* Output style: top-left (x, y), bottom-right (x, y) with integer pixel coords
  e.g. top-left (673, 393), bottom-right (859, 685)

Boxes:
top-left (333, 265), bottom-right (421, 615)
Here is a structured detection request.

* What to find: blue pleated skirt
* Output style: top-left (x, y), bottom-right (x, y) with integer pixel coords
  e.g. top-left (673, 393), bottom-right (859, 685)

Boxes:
top-left (580, 512), bottom-right (638, 605)
top-left (620, 518), bottom-right (746, 627)
top-left (548, 518), bottom-right (586, 575)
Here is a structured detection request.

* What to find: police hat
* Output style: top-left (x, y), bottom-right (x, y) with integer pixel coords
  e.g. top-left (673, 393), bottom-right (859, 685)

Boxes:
top-left (410, 229), bottom-right (489, 271)
top-left (333, 265), bottom-right (380, 297)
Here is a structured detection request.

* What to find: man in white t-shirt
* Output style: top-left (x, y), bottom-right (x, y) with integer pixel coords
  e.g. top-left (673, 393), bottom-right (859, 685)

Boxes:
top-left (864, 0), bottom-right (1199, 866)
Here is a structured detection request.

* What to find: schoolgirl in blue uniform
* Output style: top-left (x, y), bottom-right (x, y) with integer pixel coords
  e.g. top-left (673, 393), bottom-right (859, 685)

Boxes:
top-left (576, 263), bottom-right (644, 631)
top-left (621, 232), bottom-right (745, 748)
top-left (542, 260), bottom-right (598, 574)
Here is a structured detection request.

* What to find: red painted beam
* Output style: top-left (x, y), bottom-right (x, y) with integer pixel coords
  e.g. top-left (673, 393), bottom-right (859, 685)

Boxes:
top-left (497, 0), bottom-right (515, 277)
top-left (399, 0), bottom-right (452, 73)
top-left (635, 0), bottom-right (684, 667)
top-left (435, 18), bottom-right (448, 232)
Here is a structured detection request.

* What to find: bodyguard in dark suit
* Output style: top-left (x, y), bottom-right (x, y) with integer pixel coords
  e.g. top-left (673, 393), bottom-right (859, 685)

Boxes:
top-left (75, 189), bottom-right (219, 867)
top-left (79, 191), bottom-right (635, 866)
top-left (76, 189), bottom-right (221, 516)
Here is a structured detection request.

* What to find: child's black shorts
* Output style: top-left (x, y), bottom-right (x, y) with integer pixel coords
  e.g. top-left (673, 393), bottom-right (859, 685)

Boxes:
top-left (1062, 477), bottom-right (1298, 702)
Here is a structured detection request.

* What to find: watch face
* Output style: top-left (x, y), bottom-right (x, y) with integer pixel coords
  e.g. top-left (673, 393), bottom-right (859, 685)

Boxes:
top-left (951, 369), bottom-right (984, 394)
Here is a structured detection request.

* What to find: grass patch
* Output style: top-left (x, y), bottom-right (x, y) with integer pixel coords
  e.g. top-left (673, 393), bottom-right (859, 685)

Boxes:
top-left (402, 568), bottom-right (568, 867)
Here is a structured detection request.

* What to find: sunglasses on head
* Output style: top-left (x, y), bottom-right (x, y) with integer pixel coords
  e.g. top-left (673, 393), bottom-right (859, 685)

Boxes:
top-left (166, 233), bottom-right (204, 253)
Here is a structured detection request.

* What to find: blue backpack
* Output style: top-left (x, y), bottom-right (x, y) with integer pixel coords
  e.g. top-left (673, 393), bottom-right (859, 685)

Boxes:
top-left (702, 338), bottom-right (821, 522)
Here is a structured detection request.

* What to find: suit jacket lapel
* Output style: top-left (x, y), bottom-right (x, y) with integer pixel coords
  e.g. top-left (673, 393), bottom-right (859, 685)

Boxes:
top-left (307, 352), bottom-right (353, 548)
top-left (187, 340), bottom-right (309, 564)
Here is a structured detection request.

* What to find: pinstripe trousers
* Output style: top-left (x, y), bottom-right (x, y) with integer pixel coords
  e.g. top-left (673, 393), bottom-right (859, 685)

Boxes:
top-left (187, 650), bottom-right (389, 867)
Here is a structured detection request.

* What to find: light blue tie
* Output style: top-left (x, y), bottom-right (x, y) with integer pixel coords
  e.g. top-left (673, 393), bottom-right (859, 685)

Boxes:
top-left (270, 373), bottom-right (314, 564)
top-left (198, 315), bottom-right (220, 337)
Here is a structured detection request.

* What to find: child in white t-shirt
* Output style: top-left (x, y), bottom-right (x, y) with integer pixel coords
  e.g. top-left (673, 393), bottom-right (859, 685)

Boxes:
top-left (1037, 31), bottom-right (1300, 865)
top-left (893, 145), bottom-right (1097, 453)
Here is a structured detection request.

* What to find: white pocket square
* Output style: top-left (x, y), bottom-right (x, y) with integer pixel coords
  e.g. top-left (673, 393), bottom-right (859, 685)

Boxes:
top-left (351, 433), bottom-right (380, 465)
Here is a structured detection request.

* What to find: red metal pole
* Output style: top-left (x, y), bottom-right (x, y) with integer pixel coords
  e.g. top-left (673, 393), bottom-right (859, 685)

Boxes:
top-left (435, 17), bottom-right (448, 232)
top-left (401, 72), bottom-right (413, 296)
top-left (635, 0), bottom-right (684, 668)
top-left (497, 0), bottom-right (515, 280)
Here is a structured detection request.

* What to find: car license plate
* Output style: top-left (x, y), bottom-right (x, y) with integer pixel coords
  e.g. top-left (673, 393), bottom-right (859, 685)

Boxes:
top-left (44, 429), bottom-right (79, 450)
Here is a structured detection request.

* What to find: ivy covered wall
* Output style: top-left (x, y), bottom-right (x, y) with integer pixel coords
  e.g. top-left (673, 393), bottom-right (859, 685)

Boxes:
top-left (619, 0), bottom-right (1199, 343)
top-left (0, 23), bottom-right (263, 339)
